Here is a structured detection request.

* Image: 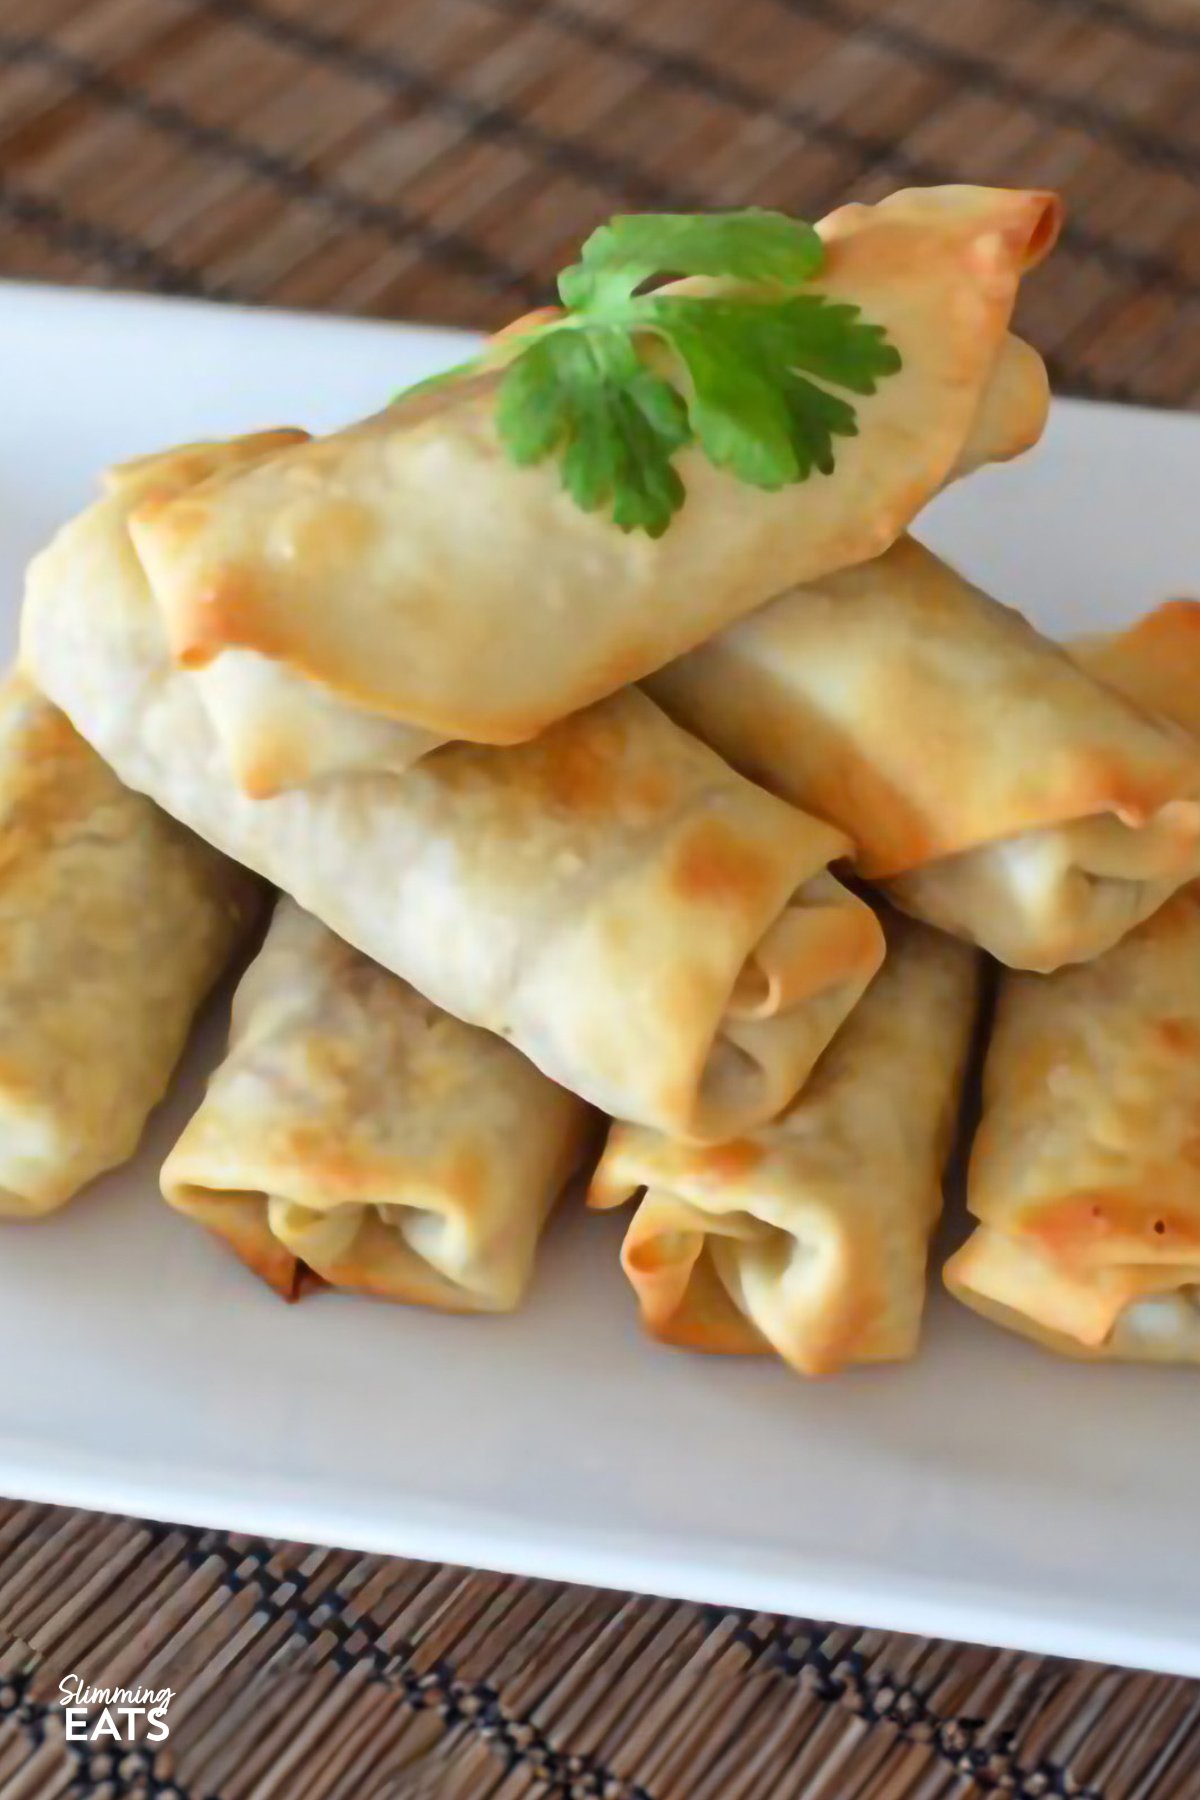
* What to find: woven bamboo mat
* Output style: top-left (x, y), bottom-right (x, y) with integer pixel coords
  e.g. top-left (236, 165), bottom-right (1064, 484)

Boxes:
top-left (1, 2), bottom-right (1200, 1797)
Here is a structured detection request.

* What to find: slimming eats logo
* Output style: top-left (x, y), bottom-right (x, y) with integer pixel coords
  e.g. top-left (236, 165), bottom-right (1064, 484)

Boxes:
top-left (58, 1673), bottom-right (174, 1743)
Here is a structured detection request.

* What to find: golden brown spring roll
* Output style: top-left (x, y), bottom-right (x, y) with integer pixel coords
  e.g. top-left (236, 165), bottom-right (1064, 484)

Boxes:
top-left (945, 887), bottom-right (1200, 1362)
top-left (162, 900), bottom-right (594, 1309)
top-left (125, 188), bottom-right (1058, 779)
top-left (947, 599), bottom-right (1200, 1360)
top-left (23, 443), bottom-right (885, 1141)
top-left (0, 672), bottom-right (259, 1216)
top-left (648, 537), bottom-right (1200, 970)
top-left (590, 914), bottom-right (979, 1375)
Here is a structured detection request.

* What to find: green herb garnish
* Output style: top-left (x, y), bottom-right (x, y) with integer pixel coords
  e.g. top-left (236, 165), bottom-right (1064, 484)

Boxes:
top-left (407, 209), bottom-right (902, 537)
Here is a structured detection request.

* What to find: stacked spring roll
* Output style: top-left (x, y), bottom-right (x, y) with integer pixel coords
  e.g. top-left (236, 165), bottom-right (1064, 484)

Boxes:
top-left (0, 671), bottom-right (260, 1216)
top-left (12, 180), bottom-right (1093, 1358)
top-left (163, 899), bottom-right (595, 1310)
top-left (23, 439), bottom-right (886, 1141)
top-left (946, 602), bottom-right (1200, 1360)
top-left (648, 538), bottom-right (1200, 970)
top-left (591, 912), bottom-right (979, 1375)
top-left (125, 187), bottom-right (1059, 782)
top-left (19, 186), bottom-right (1057, 1147)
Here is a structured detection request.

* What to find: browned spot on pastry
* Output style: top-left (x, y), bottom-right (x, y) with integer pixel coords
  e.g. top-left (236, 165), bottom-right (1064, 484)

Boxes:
top-left (1156, 1017), bottom-right (1200, 1055)
top-left (1025, 1192), bottom-right (1200, 1258)
top-left (671, 818), bottom-right (774, 911)
top-left (174, 569), bottom-right (283, 668)
top-left (514, 711), bottom-right (674, 821)
top-left (118, 430), bottom-right (309, 506)
top-left (536, 716), bottom-right (628, 816)
top-left (695, 1139), bottom-right (765, 1181)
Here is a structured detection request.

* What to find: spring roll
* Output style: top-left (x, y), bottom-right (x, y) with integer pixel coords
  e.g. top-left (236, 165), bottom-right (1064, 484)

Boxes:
top-left (162, 900), bottom-right (594, 1309)
top-left (23, 443), bottom-right (885, 1140)
top-left (947, 600), bottom-right (1200, 1360)
top-left (648, 537), bottom-right (1200, 970)
top-left (945, 888), bottom-right (1200, 1361)
top-left (0, 672), bottom-right (259, 1216)
top-left (125, 188), bottom-right (1059, 778)
top-left (590, 913), bottom-right (979, 1375)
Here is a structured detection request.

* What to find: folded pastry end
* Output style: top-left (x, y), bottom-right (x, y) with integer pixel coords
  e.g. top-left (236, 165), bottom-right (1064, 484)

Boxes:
top-left (592, 913), bottom-right (979, 1376)
top-left (162, 900), bottom-right (595, 1314)
top-left (817, 184), bottom-right (1062, 275)
top-left (163, 1184), bottom-right (309, 1301)
top-left (598, 1173), bottom-right (882, 1374)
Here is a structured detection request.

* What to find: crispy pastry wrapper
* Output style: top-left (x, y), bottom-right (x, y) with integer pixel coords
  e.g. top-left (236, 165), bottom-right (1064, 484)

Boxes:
top-left (0, 672), bottom-right (259, 1216)
top-left (590, 913), bottom-right (979, 1375)
top-left (1074, 598), bottom-right (1200, 740)
top-left (649, 537), bottom-right (1200, 971)
top-left (945, 888), bottom-right (1200, 1362)
top-left (947, 602), bottom-right (1200, 1360)
top-left (23, 443), bottom-right (884, 1140)
top-left (126, 187), bottom-right (1059, 773)
top-left (103, 437), bottom-right (447, 796)
top-left (162, 899), bottom-right (595, 1309)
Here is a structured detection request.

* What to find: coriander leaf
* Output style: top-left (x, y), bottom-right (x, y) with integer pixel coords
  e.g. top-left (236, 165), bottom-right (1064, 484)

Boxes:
top-left (559, 210), bottom-right (824, 312)
top-left (395, 207), bottom-right (903, 534)
top-left (496, 325), bottom-right (692, 536)
top-left (779, 374), bottom-right (859, 477)
top-left (650, 307), bottom-right (804, 489)
top-left (638, 292), bottom-right (898, 490)
top-left (494, 335), bottom-right (574, 465)
top-left (760, 294), bottom-right (902, 393)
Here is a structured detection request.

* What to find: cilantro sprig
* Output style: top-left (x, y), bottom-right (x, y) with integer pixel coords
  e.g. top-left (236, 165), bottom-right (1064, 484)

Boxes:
top-left (406, 210), bottom-right (902, 537)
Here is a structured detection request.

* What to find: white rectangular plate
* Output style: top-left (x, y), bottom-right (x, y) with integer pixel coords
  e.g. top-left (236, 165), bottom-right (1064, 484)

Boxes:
top-left (1, 282), bottom-right (1198, 1677)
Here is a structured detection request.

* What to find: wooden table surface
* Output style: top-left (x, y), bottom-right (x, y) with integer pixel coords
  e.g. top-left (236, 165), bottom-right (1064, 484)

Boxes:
top-left (0, 2), bottom-right (1198, 1796)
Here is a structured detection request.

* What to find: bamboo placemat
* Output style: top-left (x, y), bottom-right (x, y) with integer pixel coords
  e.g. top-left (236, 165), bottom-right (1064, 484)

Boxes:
top-left (1, 2), bottom-right (1199, 1796)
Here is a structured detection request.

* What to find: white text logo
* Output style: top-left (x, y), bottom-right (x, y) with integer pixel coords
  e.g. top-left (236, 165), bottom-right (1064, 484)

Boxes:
top-left (58, 1674), bottom-right (175, 1743)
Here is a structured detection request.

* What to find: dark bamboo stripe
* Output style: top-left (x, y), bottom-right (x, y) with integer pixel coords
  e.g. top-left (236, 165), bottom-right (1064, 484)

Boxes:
top-left (187, 0), bottom-right (703, 211)
top-left (0, 33), bottom-right (540, 302)
top-left (1012, 0), bottom-right (1200, 59)
top-left (473, 0), bottom-right (1198, 303)
top-left (0, 1567), bottom-right (1101, 1800)
top-left (775, 0), bottom-right (1199, 176)
top-left (2, 1509), bottom-right (1115, 1800)
top-left (0, 172), bottom-right (232, 297)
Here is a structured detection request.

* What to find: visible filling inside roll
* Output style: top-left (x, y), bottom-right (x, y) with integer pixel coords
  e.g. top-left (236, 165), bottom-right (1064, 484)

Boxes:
top-left (1117, 1288), bottom-right (1200, 1352)
top-left (948, 1223), bottom-right (1200, 1357)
